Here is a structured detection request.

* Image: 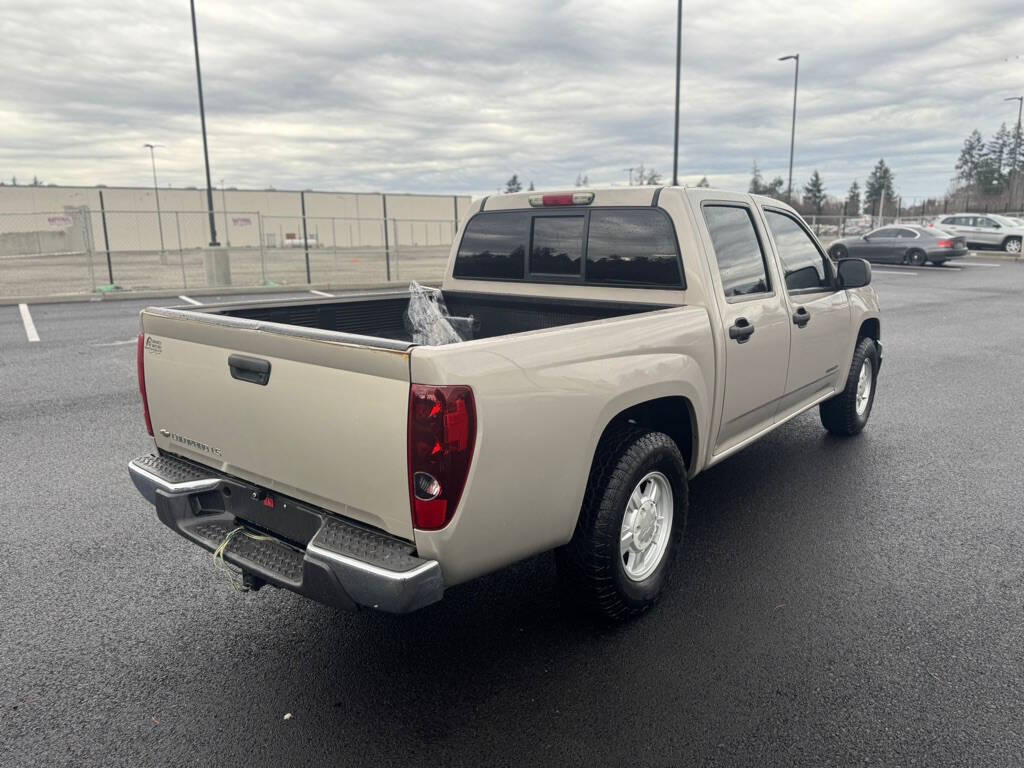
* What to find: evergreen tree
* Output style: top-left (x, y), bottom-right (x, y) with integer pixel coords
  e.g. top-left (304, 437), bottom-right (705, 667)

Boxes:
top-left (696, 176), bottom-right (710, 188)
top-left (504, 174), bottom-right (522, 194)
top-left (765, 176), bottom-right (785, 197)
top-left (977, 123), bottom-right (1011, 194)
top-left (644, 168), bottom-right (662, 185)
top-left (528, 181), bottom-right (535, 191)
top-left (865, 159), bottom-right (895, 211)
top-left (846, 180), bottom-right (861, 215)
top-left (802, 170), bottom-right (826, 214)
top-left (749, 162), bottom-right (765, 194)
top-left (956, 129), bottom-right (985, 186)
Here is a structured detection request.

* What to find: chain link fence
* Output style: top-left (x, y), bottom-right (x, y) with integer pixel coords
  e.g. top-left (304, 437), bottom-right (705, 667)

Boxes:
top-left (0, 209), bottom-right (456, 298)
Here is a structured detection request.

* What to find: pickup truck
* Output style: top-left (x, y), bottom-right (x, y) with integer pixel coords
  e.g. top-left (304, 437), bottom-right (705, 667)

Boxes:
top-left (129, 186), bottom-right (882, 621)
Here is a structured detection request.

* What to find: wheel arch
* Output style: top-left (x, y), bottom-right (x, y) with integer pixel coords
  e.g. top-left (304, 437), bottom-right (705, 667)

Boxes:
top-left (857, 317), bottom-right (880, 343)
top-left (590, 396), bottom-right (699, 478)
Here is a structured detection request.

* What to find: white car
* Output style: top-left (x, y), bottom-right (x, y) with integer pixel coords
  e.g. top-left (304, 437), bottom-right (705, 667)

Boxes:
top-left (933, 214), bottom-right (1024, 253)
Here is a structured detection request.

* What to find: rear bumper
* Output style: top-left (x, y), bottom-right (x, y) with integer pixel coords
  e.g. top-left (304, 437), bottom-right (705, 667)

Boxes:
top-left (128, 453), bottom-right (443, 613)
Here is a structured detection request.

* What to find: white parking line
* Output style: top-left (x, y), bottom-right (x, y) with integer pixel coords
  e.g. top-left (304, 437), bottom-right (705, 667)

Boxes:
top-left (178, 295), bottom-right (202, 305)
top-left (90, 339), bottom-right (137, 347)
top-left (959, 262), bottom-right (1003, 268)
top-left (873, 269), bottom-right (918, 276)
top-left (309, 289), bottom-right (334, 298)
top-left (18, 303), bottom-right (40, 342)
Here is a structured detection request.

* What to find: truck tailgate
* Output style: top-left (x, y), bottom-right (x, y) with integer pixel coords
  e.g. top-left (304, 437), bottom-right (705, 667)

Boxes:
top-left (140, 307), bottom-right (414, 540)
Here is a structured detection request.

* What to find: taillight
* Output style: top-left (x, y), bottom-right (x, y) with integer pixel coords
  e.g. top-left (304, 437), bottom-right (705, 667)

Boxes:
top-left (408, 384), bottom-right (476, 530)
top-left (937, 239), bottom-right (953, 248)
top-left (528, 192), bottom-right (594, 207)
top-left (137, 333), bottom-right (153, 436)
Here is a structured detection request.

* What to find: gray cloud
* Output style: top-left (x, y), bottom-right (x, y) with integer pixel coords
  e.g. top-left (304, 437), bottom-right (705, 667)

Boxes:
top-left (2, 0), bottom-right (1023, 200)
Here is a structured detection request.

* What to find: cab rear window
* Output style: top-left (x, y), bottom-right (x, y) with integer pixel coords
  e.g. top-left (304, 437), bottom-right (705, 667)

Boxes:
top-left (453, 208), bottom-right (684, 288)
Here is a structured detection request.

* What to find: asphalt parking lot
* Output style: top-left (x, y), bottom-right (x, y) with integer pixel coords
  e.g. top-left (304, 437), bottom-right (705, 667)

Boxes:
top-left (2, 260), bottom-right (1023, 767)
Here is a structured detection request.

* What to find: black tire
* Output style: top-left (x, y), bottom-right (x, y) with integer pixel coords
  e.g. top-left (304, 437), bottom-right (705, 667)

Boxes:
top-left (556, 429), bottom-right (688, 621)
top-left (1003, 236), bottom-right (1022, 255)
top-left (831, 244), bottom-right (848, 260)
top-left (820, 336), bottom-right (879, 436)
top-left (907, 249), bottom-right (927, 266)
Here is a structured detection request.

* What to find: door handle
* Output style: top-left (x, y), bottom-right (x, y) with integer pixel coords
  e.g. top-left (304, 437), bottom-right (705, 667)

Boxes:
top-left (228, 354), bottom-right (272, 386)
top-left (792, 307), bottom-right (811, 328)
top-left (729, 318), bottom-right (755, 343)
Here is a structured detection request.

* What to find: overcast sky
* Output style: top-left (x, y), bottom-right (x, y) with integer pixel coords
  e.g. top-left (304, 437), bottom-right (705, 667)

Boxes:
top-left (2, 0), bottom-right (1023, 200)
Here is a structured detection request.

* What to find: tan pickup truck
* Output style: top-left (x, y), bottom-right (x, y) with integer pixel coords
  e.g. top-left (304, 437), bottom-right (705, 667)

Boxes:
top-left (129, 186), bottom-right (882, 620)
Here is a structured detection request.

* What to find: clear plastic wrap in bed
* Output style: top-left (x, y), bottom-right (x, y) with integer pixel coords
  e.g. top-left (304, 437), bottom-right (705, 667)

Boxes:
top-left (404, 281), bottom-right (476, 345)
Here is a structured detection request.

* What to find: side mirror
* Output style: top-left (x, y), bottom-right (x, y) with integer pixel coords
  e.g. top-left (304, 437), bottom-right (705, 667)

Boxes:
top-left (837, 258), bottom-right (871, 289)
top-left (861, 234), bottom-right (870, 241)
top-left (993, 223), bottom-right (1001, 229)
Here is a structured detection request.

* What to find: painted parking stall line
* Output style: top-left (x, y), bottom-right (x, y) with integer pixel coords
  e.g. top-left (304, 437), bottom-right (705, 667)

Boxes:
top-left (309, 289), bottom-right (334, 298)
top-left (872, 269), bottom-right (918, 276)
top-left (177, 295), bottom-right (202, 305)
top-left (18, 303), bottom-right (40, 342)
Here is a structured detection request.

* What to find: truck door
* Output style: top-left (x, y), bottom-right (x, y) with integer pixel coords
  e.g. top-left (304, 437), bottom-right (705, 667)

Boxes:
top-left (697, 200), bottom-right (792, 453)
top-left (760, 207), bottom-right (851, 419)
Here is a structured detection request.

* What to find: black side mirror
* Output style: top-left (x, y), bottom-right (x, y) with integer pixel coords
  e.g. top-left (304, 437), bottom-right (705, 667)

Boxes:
top-left (861, 234), bottom-right (870, 241)
top-left (837, 258), bottom-right (871, 289)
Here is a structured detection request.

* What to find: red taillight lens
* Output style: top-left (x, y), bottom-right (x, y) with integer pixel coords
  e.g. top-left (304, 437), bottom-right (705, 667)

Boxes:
top-left (937, 239), bottom-right (953, 248)
top-left (137, 333), bottom-right (153, 436)
top-left (408, 384), bottom-right (476, 530)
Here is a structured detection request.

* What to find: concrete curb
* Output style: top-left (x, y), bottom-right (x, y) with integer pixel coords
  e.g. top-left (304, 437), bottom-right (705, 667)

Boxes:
top-left (966, 251), bottom-right (1022, 262)
top-left (0, 280), bottom-right (422, 306)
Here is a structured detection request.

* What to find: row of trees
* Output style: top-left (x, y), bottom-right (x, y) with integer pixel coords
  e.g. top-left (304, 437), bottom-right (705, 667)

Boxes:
top-left (0, 176), bottom-right (44, 186)
top-left (954, 123), bottom-right (1024, 207)
top-left (748, 159), bottom-right (896, 217)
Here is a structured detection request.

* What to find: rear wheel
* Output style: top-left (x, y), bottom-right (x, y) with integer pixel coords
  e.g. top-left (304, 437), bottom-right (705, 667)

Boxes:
top-left (556, 429), bottom-right (687, 621)
top-left (907, 249), bottom-right (927, 266)
top-left (820, 337), bottom-right (878, 437)
top-left (1003, 236), bottom-right (1022, 254)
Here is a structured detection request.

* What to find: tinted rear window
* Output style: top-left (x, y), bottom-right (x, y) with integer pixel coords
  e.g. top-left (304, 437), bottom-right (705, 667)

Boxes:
top-left (586, 210), bottom-right (682, 286)
top-left (453, 212), bottom-right (527, 279)
top-left (453, 207), bottom-right (683, 288)
top-left (530, 216), bottom-right (584, 276)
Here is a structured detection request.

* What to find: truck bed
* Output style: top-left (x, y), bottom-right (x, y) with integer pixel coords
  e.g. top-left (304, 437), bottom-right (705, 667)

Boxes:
top-left (203, 290), bottom-right (671, 344)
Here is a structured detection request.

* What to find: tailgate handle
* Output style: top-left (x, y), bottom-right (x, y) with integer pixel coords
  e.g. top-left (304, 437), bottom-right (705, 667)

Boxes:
top-left (228, 354), bottom-right (271, 386)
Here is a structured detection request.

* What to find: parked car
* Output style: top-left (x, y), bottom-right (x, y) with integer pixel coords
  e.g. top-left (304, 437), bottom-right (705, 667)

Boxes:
top-left (829, 224), bottom-right (967, 266)
top-left (129, 187), bottom-right (882, 621)
top-left (933, 214), bottom-right (1024, 253)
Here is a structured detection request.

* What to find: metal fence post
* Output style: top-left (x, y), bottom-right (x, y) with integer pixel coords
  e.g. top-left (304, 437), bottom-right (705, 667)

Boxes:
top-left (98, 189), bottom-right (114, 285)
top-left (331, 217), bottom-right (338, 278)
top-left (392, 218), bottom-right (400, 280)
top-left (258, 213), bottom-right (267, 285)
top-left (382, 194), bottom-right (391, 281)
top-left (82, 209), bottom-right (96, 292)
top-left (175, 212), bottom-right (187, 289)
top-left (300, 191), bottom-right (311, 283)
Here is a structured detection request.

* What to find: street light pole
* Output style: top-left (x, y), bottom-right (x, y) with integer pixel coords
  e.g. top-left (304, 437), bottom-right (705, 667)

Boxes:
top-left (672, 0), bottom-right (682, 186)
top-left (190, 0), bottom-right (219, 246)
top-left (779, 53), bottom-right (799, 203)
top-left (143, 143), bottom-right (166, 259)
top-left (1005, 96), bottom-right (1023, 212)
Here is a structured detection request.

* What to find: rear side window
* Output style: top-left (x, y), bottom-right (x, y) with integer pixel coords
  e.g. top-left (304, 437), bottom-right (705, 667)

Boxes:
top-left (764, 209), bottom-right (832, 292)
top-left (701, 205), bottom-right (770, 297)
top-left (453, 212), bottom-right (527, 279)
top-left (530, 216), bottom-right (584, 276)
top-left (586, 210), bottom-right (682, 286)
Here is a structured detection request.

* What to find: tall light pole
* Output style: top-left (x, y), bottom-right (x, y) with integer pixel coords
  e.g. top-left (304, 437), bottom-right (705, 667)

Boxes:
top-left (779, 53), bottom-right (800, 203)
top-left (190, 0), bottom-right (219, 246)
top-left (1005, 96), bottom-right (1023, 212)
top-left (672, 0), bottom-right (682, 186)
top-left (143, 143), bottom-right (166, 258)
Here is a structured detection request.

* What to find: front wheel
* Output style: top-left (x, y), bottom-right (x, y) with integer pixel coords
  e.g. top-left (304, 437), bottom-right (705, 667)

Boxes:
top-left (556, 430), bottom-right (688, 621)
top-left (907, 249), bottom-right (927, 266)
top-left (820, 337), bottom-right (879, 436)
top-left (1003, 236), bottom-right (1022, 254)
